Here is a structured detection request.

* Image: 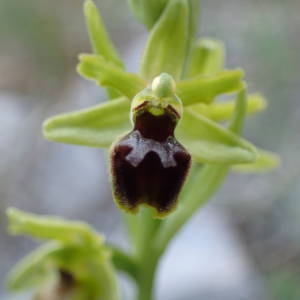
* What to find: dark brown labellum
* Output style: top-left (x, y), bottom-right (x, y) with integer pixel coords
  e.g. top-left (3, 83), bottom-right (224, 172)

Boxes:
top-left (110, 108), bottom-right (191, 217)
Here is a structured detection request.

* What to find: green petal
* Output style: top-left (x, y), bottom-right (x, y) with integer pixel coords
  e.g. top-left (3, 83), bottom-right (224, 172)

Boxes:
top-left (43, 97), bottom-right (131, 148)
top-left (176, 108), bottom-right (258, 164)
top-left (232, 149), bottom-right (280, 173)
top-left (187, 38), bottom-right (225, 77)
top-left (177, 69), bottom-right (244, 105)
top-left (84, 0), bottom-right (123, 68)
top-left (128, 0), bottom-right (169, 29)
top-left (7, 208), bottom-right (102, 246)
top-left (140, 0), bottom-right (190, 80)
top-left (77, 54), bottom-right (146, 99)
top-left (190, 93), bottom-right (267, 121)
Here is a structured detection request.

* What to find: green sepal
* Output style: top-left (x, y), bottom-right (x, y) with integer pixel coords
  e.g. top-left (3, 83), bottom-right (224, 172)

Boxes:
top-left (232, 149), bottom-right (280, 173)
top-left (83, 0), bottom-right (125, 99)
top-left (128, 0), bottom-right (169, 29)
top-left (77, 54), bottom-right (146, 99)
top-left (140, 0), bottom-right (190, 80)
top-left (176, 107), bottom-right (258, 164)
top-left (43, 97), bottom-right (131, 148)
top-left (7, 208), bottom-right (102, 246)
top-left (84, 0), bottom-right (124, 68)
top-left (190, 93), bottom-right (267, 122)
top-left (187, 38), bottom-right (225, 77)
top-left (7, 243), bottom-right (100, 292)
top-left (177, 69), bottom-right (244, 105)
top-left (7, 242), bottom-right (63, 291)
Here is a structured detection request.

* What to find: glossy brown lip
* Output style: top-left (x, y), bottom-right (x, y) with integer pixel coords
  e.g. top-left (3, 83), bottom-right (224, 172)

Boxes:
top-left (110, 109), bottom-right (191, 216)
top-left (111, 132), bottom-right (191, 216)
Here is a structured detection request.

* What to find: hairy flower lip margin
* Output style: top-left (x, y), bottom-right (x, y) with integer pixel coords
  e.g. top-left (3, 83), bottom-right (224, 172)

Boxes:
top-left (110, 129), bottom-right (191, 218)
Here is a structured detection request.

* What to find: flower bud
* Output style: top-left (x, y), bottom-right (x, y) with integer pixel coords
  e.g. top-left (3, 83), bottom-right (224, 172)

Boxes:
top-left (110, 74), bottom-right (191, 217)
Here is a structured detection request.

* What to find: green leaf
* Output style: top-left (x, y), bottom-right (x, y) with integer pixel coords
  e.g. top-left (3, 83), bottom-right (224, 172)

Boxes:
top-left (84, 0), bottom-right (123, 68)
top-left (190, 93), bottom-right (267, 122)
top-left (232, 149), bottom-right (280, 173)
top-left (7, 208), bottom-right (101, 246)
top-left (128, 0), bottom-right (169, 29)
top-left (140, 0), bottom-right (190, 80)
top-left (187, 38), bottom-right (225, 77)
top-left (77, 54), bottom-right (146, 99)
top-left (177, 69), bottom-right (244, 105)
top-left (176, 107), bottom-right (258, 164)
top-left (43, 97), bottom-right (131, 148)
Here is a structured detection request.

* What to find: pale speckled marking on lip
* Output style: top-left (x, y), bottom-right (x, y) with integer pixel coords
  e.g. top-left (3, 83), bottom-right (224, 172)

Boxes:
top-left (133, 101), bottom-right (180, 119)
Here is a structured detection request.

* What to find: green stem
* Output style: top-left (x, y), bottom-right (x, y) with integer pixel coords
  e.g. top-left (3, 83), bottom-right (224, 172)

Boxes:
top-left (136, 250), bottom-right (159, 300)
top-left (136, 208), bottom-right (161, 300)
top-left (125, 207), bottom-right (161, 300)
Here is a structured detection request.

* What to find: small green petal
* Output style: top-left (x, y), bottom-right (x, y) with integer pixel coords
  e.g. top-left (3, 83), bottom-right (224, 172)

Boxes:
top-left (176, 108), bottom-right (258, 164)
top-left (140, 0), bottom-right (189, 80)
top-left (190, 93), bottom-right (267, 121)
top-left (128, 0), bottom-right (169, 29)
top-left (7, 208), bottom-right (101, 246)
top-left (228, 87), bottom-right (247, 134)
top-left (43, 97), bottom-right (131, 148)
top-left (232, 149), bottom-right (280, 173)
top-left (84, 0), bottom-right (123, 68)
top-left (43, 98), bottom-right (131, 148)
top-left (77, 54), bottom-right (146, 99)
top-left (187, 38), bottom-right (225, 77)
top-left (177, 69), bottom-right (244, 105)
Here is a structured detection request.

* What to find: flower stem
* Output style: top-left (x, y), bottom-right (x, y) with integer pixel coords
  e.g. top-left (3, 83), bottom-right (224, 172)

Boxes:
top-left (136, 251), bottom-right (159, 300)
top-left (126, 207), bottom-right (161, 300)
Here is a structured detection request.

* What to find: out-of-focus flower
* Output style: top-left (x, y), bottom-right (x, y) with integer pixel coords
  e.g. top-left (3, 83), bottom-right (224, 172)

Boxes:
top-left (6, 208), bottom-right (119, 300)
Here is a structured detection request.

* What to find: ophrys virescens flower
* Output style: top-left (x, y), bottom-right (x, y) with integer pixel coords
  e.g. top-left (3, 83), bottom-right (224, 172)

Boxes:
top-left (42, 0), bottom-right (278, 218)
top-left (111, 74), bottom-right (191, 216)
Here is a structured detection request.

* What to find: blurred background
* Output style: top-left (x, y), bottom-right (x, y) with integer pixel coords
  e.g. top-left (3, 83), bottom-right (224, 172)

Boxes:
top-left (0, 0), bottom-right (299, 299)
